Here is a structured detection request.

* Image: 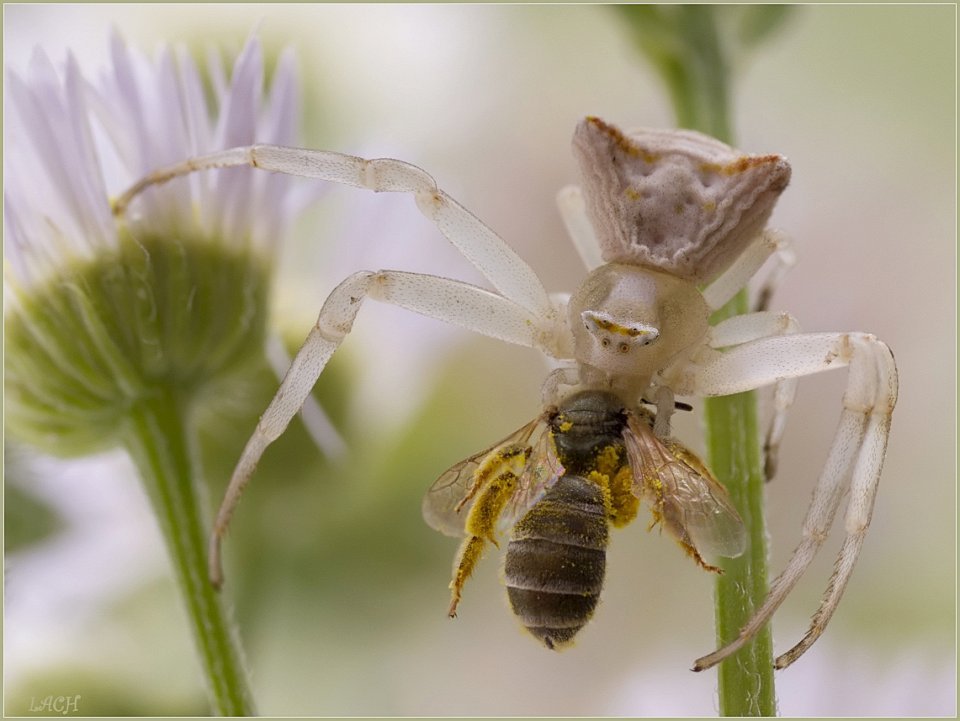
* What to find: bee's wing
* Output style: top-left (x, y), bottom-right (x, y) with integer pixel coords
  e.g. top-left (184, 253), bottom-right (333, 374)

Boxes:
top-left (497, 428), bottom-right (565, 535)
top-left (624, 411), bottom-right (746, 559)
top-left (421, 415), bottom-right (548, 538)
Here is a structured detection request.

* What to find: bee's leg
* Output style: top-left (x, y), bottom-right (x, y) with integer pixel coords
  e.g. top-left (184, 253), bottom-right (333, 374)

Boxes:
top-left (643, 482), bottom-right (723, 575)
top-left (448, 536), bottom-right (486, 617)
top-left (637, 438), bottom-right (726, 576)
top-left (674, 538), bottom-right (723, 574)
top-left (455, 443), bottom-right (530, 515)
top-left (447, 471), bottom-right (520, 617)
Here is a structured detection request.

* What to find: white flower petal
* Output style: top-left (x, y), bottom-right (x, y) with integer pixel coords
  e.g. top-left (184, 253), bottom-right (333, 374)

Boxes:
top-left (107, 32), bottom-right (150, 171)
top-left (149, 45), bottom-right (193, 220)
top-left (8, 56), bottom-right (106, 263)
top-left (253, 47), bottom-right (298, 246)
top-left (265, 48), bottom-right (299, 146)
top-left (64, 56), bottom-right (115, 250)
top-left (215, 38), bottom-right (263, 246)
top-left (174, 44), bottom-right (214, 231)
top-left (4, 31), bottom-right (303, 289)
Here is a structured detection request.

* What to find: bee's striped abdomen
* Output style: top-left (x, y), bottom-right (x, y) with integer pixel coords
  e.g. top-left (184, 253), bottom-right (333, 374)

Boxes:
top-left (504, 474), bottom-right (609, 650)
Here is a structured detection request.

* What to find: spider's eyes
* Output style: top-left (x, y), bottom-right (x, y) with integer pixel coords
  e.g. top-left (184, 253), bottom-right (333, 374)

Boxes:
top-left (581, 309), bottom-right (659, 354)
top-left (599, 338), bottom-right (630, 353)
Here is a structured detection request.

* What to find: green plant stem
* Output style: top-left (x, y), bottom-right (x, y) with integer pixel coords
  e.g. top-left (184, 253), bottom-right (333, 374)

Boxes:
top-left (661, 7), bottom-right (733, 143)
top-left (123, 389), bottom-right (254, 716)
top-left (704, 298), bottom-right (776, 717)
top-left (618, 5), bottom-right (778, 715)
top-left (668, 14), bottom-right (776, 719)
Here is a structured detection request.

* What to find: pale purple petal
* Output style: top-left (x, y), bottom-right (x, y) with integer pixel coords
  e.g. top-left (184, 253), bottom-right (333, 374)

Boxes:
top-left (214, 36), bottom-right (262, 246)
top-left (252, 47), bottom-right (298, 247)
top-left (4, 30), bottom-right (303, 290)
top-left (64, 55), bottom-right (115, 250)
top-left (8, 53), bottom-right (107, 262)
top-left (148, 45), bottom-right (192, 221)
top-left (174, 45), bottom-right (214, 232)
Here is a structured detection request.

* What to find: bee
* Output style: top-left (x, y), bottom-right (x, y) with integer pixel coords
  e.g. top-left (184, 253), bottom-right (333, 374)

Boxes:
top-left (422, 388), bottom-right (747, 649)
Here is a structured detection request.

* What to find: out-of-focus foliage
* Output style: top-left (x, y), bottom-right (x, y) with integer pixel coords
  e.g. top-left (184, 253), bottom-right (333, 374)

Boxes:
top-left (4, 475), bottom-right (62, 552)
top-left (616, 5), bottom-right (794, 140)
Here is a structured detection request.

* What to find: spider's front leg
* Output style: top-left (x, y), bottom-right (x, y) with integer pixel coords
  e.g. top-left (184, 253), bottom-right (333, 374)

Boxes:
top-left (113, 144), bottom-right (554, 318)
top-left (113, 142), bottom-right (572, 588)
top-left (208, 269), bottom-right (559, 588)
top-left (674, 331), bottom-right (897, 670)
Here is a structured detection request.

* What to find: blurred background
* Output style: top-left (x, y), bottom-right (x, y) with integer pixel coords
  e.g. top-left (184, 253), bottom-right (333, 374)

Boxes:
top-left (4, 5), bottom-right (955, 716)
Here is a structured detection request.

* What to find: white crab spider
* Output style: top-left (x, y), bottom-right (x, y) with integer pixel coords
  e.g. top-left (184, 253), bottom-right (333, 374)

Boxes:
top-left (113, 116), bottom-right (898, 671)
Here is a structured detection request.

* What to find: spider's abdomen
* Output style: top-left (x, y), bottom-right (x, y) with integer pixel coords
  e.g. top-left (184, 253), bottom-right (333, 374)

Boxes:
top-left (504, 474), bottom-right (608, 650)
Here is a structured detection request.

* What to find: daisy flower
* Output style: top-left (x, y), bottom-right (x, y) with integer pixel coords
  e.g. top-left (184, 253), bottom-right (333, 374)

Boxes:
top-left (5, 32), bottom-right (306, 714)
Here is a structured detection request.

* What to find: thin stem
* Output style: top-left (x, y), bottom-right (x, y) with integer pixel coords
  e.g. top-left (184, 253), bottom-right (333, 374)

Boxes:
top-left (123, 389), bottom-right (255, 716)
top-left (704, 297), bottom-right (776, 717)
top-left (669, 6), bottom-right (733, 142)
top-left (616, 5), bottom-right (777, 715)
top-left (673, 12), bottom-right (777, 715)
top-left (669, 11), bottom-right (776, 717)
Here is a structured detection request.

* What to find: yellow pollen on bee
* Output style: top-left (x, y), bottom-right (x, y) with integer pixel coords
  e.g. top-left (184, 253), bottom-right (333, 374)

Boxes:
top-left (588, 469), bottom-right (610, 486)
top-left (584, 446), bottom-right (639, 528)
top-left (593, 444), bottom-right (622, 477)
top-left (608, 466), bottom-right (639, 528)
top-left (650, 474), bottom-right (664, 492)
top-left (464, 471), bottom-right (516, 544)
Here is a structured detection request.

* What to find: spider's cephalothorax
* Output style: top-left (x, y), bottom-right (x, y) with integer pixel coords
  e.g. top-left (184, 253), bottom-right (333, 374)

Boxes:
top-left (568, 263), bottom-right (710, 396)
top-left (115, 116), bottom-right (898, 671)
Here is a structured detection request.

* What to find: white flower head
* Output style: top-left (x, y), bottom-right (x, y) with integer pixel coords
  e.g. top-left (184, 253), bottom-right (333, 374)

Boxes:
top-left (6, 32), bottom-right (298, 284)
top-left (4, 33), bottom-right (303, 455)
